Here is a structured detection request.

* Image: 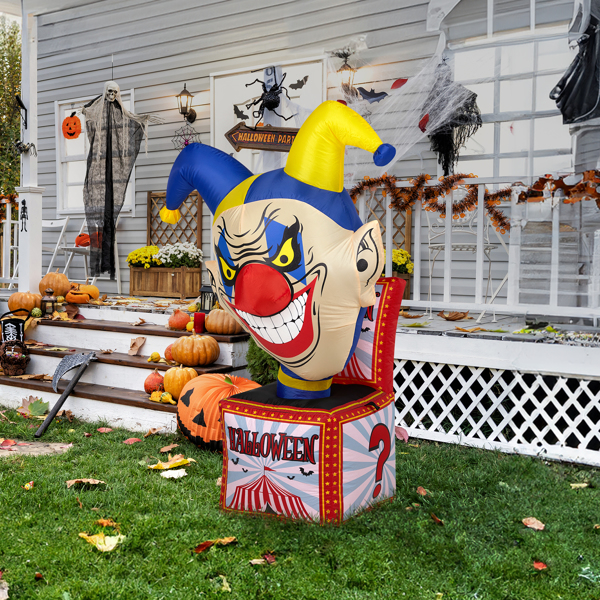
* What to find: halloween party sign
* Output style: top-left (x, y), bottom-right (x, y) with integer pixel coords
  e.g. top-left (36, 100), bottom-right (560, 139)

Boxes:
top-left (224, 122), bottom-right (299, 153)
top-left (162, 101), bottom-right (396, 401)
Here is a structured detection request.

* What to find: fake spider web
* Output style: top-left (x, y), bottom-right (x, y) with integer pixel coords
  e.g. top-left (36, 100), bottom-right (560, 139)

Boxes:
top-left (172, 123), bottom-right (202, 152)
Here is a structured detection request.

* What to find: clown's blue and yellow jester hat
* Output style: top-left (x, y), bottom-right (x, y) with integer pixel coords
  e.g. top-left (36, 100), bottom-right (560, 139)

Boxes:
top-left (160, 101), bottom-right (395, 229)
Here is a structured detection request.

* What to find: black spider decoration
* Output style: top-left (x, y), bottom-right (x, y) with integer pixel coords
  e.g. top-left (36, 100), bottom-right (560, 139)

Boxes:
top-left (245, 71), bottom-right (294, 127)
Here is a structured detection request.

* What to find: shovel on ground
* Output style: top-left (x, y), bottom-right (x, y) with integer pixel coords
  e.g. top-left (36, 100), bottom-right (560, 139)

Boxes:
top-left (35, 352), bottom-right (97, 438)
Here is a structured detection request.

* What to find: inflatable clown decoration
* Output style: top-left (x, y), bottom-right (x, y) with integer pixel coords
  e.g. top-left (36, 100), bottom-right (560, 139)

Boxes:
top-left (162, 101), bottom-right (395, 401)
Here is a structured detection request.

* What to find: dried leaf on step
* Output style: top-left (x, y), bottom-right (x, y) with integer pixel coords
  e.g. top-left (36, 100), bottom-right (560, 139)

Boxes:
top-left (97, 427), bottom-right (113, 433)
top-left (131, 318), bottom-right (146, 326)
top-left (523, 517), bottom-right (545, 531)
top-left (399, 310), bottom-right (425, 319)
top-left (159, 443), bottom-right (179, 452)
top-left (79, 532), bottom-right (125, 552)
top-left (570, 482), bottom-right (589, 489)
top-left (52, 311), bottom-right (71, 321)
top-left (128, 336), bottom-right (146, 356)
top-left (99, 349), bottom-right (114, 354)
top-left (17, 396), bottom-right (49, 416)
top-left (148, 453), bottom-right (195, 470)
top-left (66, 478), bottom-right (105, 489)
top-left (12, 373), bottom-right (52, 381)
top-left (416, 486), bottom-right (428, 496)
top-left (145, 427), bottom-right (165, 438)
top-left (123, 438), bottom-right (142, 445)
top-left (404, 321), bottom-right (430, 328)
top-left (57, 410), bottom-right (74, 422)
top-left (160, 469), bottom-right (187, 479)
top-left (455, 326), bottom-right (488, 333)
top-left (95, 518), bottom-right (120, 531)
top-left (64, 304), bottom-right (79, 319)
top-left (394, 426), bottom-right (409, 443)
top-left (24, 317), bottom-right (41, 331)
top-left (24, 339), bottom-right (49, 346)
top-left (42, 347), bottom-right (70, 352)
top-left (430, 513), bottom-right (444, 526)
top-left (101, 294), bottom-right (108, 301)
top-left (438, 310), bottom-right (472, 321)
top-left (533, 561), bottom-right (547, 571)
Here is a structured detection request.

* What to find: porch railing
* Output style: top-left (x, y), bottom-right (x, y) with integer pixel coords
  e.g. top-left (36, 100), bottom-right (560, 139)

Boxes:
top-left (0, 200), bottom-right (19, 289)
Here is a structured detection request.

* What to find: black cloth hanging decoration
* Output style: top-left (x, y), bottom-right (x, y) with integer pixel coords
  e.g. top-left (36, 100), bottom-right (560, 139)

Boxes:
top-left (550, 1), bottom-right (600, 124)
top-left (421, 64), bottom-right (482, 176)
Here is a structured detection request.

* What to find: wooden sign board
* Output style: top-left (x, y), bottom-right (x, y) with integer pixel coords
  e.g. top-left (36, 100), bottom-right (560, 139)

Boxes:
top-left (225, 122), bottom-right (299, 153)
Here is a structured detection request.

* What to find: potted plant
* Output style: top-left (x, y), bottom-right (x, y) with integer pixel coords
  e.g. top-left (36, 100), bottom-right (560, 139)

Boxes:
top-left (384, 248), bottom-right (413, 300)
top-left (127, 243), bottom-right (203, 299)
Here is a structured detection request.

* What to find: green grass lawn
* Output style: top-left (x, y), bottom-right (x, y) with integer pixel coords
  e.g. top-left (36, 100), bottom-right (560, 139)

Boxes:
top-left (2, 409), bottom-right (600, 600)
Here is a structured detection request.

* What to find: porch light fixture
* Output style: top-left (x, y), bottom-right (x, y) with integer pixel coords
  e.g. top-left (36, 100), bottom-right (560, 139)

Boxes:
top-left (199, 284), bottom-right (215, 313)
top-left (176, 84), bottom-right (196, 123)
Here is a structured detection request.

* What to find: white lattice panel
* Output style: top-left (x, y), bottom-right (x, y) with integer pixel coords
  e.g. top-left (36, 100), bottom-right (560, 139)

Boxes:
top-left (394, 359), bottom-right (600, 466)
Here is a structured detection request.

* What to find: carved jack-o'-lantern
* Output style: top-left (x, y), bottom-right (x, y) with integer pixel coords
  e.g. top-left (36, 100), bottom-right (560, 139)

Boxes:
top-left (62, 112), bottom-right (82, 139)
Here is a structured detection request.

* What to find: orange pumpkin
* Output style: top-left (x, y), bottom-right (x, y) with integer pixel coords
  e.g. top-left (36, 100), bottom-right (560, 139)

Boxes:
top-left (168, 309), bottom-right (190, 331)
top-left (65, 289), bottom-right (90, 304)
top-left (177, 374), bottom-right (261, 450)
top-left (205, 308), bottom-right (243, 335)
top-left (75, 233), bottom-right (90, 247)
top-left (75, 280), bottom-right (100, 300)
top-left (164, 343), bottom-right (174, 362)
top-left (8, 291), bottom-right (41, 313)
top-left (39, 269), bottom-right (71, 297)
top-left (170, 335), bottom-right (220, 367)
top-left (144, 369), bottom-right (164, 394)
top-left (62, 111), bottom-right (82, 139)
top-left (164, 365), bottom-right (197, 400)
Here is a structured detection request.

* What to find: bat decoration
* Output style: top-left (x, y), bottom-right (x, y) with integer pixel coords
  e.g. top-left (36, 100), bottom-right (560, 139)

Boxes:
top-left (242, 468), bottom-right (249, 473)
top-left (289, 75), bottom-right (309, 90)
top-left (299, 467), bottom-right (314, 477)
top-left (287, 475), bottom-right (296, 480)
top-left (357, 87), bottom-right (389, 104)
top-left (233, 105), bottom-right (249, 121)
top-left (361, 327), bottom-right (371, 333)
top-left (231, 457), bottom-right (239, 465)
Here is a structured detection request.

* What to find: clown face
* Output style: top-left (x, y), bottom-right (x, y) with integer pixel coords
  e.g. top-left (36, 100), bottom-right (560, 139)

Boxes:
top-left (206, 198), bottom-right (383, 381)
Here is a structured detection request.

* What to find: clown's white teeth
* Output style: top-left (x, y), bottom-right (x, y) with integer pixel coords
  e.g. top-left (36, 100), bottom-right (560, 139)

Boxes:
top-left (236, 291), bottom-right (307, 344)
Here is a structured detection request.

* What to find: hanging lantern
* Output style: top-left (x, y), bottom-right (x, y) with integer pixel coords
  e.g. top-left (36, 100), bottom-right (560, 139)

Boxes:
top-left (176, 84), bottom-right (196, 123)
top-left (336, 51), bottom-right (358, 102)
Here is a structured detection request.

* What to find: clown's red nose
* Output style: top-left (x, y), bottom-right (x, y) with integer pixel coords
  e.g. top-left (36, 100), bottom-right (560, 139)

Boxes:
top-left (234, 263), bottom-right (291, 317)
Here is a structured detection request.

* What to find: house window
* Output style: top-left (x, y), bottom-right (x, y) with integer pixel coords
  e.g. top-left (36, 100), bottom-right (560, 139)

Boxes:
top-left (54, 91), bottom-right (135, 215)
top-left (450, 32), bottom-right (575, 179)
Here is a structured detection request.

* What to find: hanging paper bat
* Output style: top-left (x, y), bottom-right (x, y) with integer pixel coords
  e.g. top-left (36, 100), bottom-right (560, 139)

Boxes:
top-left (287, 475), bottom-right (296, 480)
top-left (233, 105), bottom-right (249, 120)
top-left (242, 468), bottom-right (248, 473)
top-left (289, 75), bottom-right (309, 90)
top-left (231, 457), bottom-right (239, 464)
top-left (299, 467), bottom-right (314, 477)
top-left (357, 87), bottom-right (389, 103)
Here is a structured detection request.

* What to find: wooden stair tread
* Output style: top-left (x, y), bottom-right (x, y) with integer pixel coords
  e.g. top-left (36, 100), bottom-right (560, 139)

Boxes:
top-left (0, 376), bottom-right (177, 413)
top-left (27, 345), bottom-right (234, 374)
top-left (37, 318), bottom-right (250, 343)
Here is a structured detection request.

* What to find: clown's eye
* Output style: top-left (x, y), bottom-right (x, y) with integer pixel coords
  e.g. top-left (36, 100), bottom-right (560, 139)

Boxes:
top-left (219, 256), bottom-right (237, 284)
top-left (271, 237), bottom-right (296, 268)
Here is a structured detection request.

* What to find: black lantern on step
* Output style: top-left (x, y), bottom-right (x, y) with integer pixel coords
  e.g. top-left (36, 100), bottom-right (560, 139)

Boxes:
top-left (199, 284), bottom-right (215, 313)
top-left (176, 84), bottom-right (196, 123)
top-left (41, 288), bottom-right (57, 317)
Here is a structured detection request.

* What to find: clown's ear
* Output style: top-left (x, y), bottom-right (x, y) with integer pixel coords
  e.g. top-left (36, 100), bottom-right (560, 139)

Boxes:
top-left (352, 221), bottom-right (384, 307)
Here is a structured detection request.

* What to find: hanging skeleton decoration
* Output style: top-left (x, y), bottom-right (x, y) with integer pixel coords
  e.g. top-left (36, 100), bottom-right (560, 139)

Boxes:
top-left (421, 63), bottom-right (482, 176)
top-left (82, 81), bottom-right (161, 278)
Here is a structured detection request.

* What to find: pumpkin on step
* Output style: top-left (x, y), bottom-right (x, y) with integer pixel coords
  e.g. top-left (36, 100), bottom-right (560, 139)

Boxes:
top-left (65, 288), bottom-right (90, 304)
top-left (75, 280), bottom-right (100, 300)
top-left (164, 343), bottom-right (174, 362)
top-left (168, 309), bottom-right (189, 331)
top-left (205, 308), bottom-right (244, 335)
top-left (39, 269), bottom-right (71, 297)
top-left (177, 374), bottom-right (261, 451)
top-left (164, 365), bottom-right (198, 401)
top-left (170, 335), bottom-right (220, 367)
top-left (144, 369), bottom-right (164, 394)
top-left (8, 291), bottom-right (42, 313)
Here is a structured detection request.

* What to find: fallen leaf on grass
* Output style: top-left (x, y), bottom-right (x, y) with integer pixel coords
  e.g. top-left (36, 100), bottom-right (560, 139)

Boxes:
top-left (34, 572), bottom-right (43, 581)
top-left (145, 427), bottom-right (165, 438)
top-left (83, 432), bottom-right (92, 437)
top-left (0, 581), bottom-right (7, 600)
top-left (160, 469), bottom-right (187, 479)
top-left (218, 576), bottom-right (231, 593)
top-left (57, 410), bottom-right (74, 422)
top-left (97, 427), bottom-right (112, 433)
top-left (216, 477), bottom-right (222, 487)
top-left (128, 336), bottom-right (146, 356)
top-left (533, 561), bottom-right (547, 571)
top-left (79, 532), bottom-right (125, 552)
top-left (394, 426), bottom-right (409, 443)
top-left (76, 497), bottom-right (82, 509)
top-left (66, 478), bottom-right (105, 489)
top-left (431, 513), bottom-right (444, 526)
top-left (193, 536), bottom-right (237, 554)
top-left (263, 553), bottom-right (276, 564)
top-left (523, 517), bottom-right (545, 531)
top-left (570, 482), bottom-right (589, 489)
top-left (0, 410), bottom-right (16, 424)
top-left (399, 310), bottom-right (424, 319)
top-left (17, 396), bottom-right (49, 417)
top-left (148, 454), bottom-right (195, 470)
top-left (0, 439), bottom-right (15, 448)
top-left (416, 486), bottom-right (428, 496)
top-left (123, 438), bottom-right (142, 445)
top-left (438, 310), bottom-right (472, 321)
top-left (249, 558), bottom-right (266, 565)
top-left (159, 443), bottom-right (179, 453)
top-left (95, 518), bottom-right (120, 531)
top-left (59, 443), bottom-right (73, 449)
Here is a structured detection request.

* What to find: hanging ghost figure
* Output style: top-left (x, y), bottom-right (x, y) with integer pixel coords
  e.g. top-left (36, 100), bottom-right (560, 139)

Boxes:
top-left (162, 101), bottom-right (395, 400)
top-left (82, 81), bottom-right (161, 278)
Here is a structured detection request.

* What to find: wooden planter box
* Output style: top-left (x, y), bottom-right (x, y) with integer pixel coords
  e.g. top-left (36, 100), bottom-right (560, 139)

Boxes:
top-left (392, 272), bottom-right (411, 301)
top-left (130, 266), bottom-right (202, 300)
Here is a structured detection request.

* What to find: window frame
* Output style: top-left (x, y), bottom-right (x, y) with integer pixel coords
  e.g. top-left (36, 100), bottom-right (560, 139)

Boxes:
top-left (54, 90), bottom-right (136, 217)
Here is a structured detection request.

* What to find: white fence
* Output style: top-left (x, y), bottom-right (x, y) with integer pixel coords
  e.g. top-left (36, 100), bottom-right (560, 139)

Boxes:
top-left (357, 176), bottom-right (600, 323)
top-left (0, 200), bottom-right (19, 289)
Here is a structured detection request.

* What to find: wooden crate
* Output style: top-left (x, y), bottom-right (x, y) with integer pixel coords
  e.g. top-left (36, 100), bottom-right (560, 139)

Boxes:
top-left (393, 273), bottom-right (411, 301)
top-left (129, 267), bottom-right (202, 300)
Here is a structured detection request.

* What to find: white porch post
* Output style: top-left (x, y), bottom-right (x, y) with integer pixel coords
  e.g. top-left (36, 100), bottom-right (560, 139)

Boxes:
top-left (17, 10), bottom-right (44, 293)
